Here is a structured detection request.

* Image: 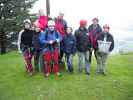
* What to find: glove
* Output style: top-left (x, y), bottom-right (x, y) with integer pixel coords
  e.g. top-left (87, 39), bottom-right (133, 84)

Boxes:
top-left (56, 39), bottom-right (60, 43)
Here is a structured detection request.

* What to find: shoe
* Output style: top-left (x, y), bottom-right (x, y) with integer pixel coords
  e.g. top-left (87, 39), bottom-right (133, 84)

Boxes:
top-left (101, 72), bottom-right (106, 76)
top-left (56, 72), bottom-right (61, 77)
top-left (86, 72), bottom-right (90, 76)
top-left (29, 72), bottom-right (33, 76)
top-left (45, 73), bottom-right (50, 77)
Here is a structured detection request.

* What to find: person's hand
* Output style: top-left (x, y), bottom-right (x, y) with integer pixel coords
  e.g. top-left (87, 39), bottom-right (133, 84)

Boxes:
top-left (56, 39), bottom-right (60, 43)
top-left (49, 40), bottom-right (54, 44)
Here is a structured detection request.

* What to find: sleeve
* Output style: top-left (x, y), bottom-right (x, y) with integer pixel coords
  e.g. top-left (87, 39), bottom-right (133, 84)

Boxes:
top-left (17, 30), bottom-right (24, 53)
top-left (98, 25), bottom-right (102, 33)
top-left (39, 32), bottom-right (49, 45)
top-left (109, 34), bottom-right (114, 52)
top-left (72, 36), bottom-right (77, 54)
top-left (74, 30), bottom-right (78, 37)
top-left (63, 20), bottom-right (67, 31)
top-left (56, 31), bottom-right (62, 42)
top-left (88, 25), bottom-right (92, 32)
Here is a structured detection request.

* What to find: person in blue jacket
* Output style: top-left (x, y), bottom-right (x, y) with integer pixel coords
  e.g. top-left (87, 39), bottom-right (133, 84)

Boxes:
top-left (39, 20), bottom-right (62, 77)
top-left (62, 27), bottom-right (76, 73)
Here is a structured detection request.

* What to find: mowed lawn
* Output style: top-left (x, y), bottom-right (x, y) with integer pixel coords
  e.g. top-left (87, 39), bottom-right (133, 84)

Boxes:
top-left (0, 51), bottom-right (133, 100)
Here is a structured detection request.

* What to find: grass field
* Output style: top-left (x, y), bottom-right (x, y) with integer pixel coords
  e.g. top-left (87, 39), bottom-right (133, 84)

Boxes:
top-left (0, 51), bottom-right (133, 100)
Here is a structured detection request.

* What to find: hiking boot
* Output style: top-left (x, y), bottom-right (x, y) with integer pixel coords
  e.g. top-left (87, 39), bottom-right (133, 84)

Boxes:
top-left (101, 72), bottom-right (106, 76)
top-left (56, 72), bottom-right (61, 77)
top-left (86, 72), bottom-right (90, 76)
top-left (45, 73), bottom-right (50, 77)
top-left (29, 72), bottom-right (33, 76)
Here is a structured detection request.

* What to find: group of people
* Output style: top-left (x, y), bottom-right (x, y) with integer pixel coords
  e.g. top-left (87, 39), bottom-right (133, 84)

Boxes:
top-left (18, 10), bottom-right (114, 77)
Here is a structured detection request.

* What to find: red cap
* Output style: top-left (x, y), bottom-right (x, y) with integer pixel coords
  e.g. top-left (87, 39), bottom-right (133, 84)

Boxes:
top-left (80, 20), bottom-right (87, 26)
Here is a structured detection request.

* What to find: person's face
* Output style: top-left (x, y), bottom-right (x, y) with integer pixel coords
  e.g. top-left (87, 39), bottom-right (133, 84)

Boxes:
top-left (35, 26), bottom-right (40, 32)
top-left (58, 15), bottom-right (64, 20)
top-left (24, 23), bottom-right (30, 29)
top-left (67, 27), bottom-right (72, 34)
top-left (80, 26), bottom-right (86, 30)
top-left (48, 26), bottom-right (55, 31)
top-left (93, 20), bottom-right (98, 25)
top-left (103, 28), bottom-right (109, 33)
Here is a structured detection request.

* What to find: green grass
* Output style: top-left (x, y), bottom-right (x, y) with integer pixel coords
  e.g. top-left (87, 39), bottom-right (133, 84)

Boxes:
top-left (0, 51), bottom-right (133, 100)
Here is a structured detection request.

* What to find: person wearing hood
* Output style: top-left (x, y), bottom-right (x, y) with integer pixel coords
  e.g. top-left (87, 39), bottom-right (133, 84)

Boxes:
top-left (96, 24), bottom-right (114, 75)
top-left (75, 20), bottom-right (92, 75)
top-left (18, 19), bottom-right (34, 75)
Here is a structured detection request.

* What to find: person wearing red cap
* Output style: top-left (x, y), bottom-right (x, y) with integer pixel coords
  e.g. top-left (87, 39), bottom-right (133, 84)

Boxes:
top-left (95, 24), bottom-right (114, 75)
top-left (88, 17), bottom-right (102, 63)
top-left (75, 20), bottom-right (92, 75)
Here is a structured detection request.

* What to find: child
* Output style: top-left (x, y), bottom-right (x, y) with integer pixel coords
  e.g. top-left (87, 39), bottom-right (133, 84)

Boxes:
top-left (62, 27), bottom-right (76, 73)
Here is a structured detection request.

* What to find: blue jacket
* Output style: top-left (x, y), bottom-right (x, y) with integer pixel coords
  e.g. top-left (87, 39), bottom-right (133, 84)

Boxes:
top-left (62, 33), bottom-right (76, 54)
top-left (39, 29), bottom-right (62, 51)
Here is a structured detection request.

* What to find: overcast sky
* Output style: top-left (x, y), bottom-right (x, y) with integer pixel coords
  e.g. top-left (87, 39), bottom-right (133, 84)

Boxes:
top-left (31, 0), bottom-right (133, 39)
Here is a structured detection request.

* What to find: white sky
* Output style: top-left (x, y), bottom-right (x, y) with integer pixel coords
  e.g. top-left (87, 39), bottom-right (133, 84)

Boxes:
top-left (31, 0), bottom-right (133, 39)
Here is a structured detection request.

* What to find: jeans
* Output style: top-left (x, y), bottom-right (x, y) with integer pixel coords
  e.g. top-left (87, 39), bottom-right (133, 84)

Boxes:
top-left (77, 51), bottom-right (90, 73)
top-left (66, 54), bottom-right (74, 72)
top-left (96, 51), bottom-right (108, 73)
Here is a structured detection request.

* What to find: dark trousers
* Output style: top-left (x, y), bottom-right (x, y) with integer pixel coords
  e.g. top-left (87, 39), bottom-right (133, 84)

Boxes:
top-left (66, 54), bottom-right (73, 72)
top-left (34, 50), bottom-right (40, 72)
top-left (89, 49), bottom-right (97, 63)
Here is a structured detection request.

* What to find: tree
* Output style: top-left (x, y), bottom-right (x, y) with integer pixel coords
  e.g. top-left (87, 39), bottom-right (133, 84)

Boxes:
top-left (0, 0), bottom-right (37, 54)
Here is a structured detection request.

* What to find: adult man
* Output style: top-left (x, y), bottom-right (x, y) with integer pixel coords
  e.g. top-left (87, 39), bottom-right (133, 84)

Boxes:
top-left (96, 24), bottom-right (114, 75)
top-left (55, 12), bottom-right (67, 63)
top-left (88, 18), bottom-right (102, 63)
top-left (40, 20), bottom-right (61, 77)
top-left (75, 20), bottom-right (92, 75)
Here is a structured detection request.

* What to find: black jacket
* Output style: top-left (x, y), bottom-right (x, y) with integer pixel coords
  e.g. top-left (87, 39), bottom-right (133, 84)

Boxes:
top-left (75, 27), bottom-right (91, 52)
top-left (88, 24), bottom-right (102, 37)
top-left (62, 34), bottom-right (76, 54)
top-left (32, 31), bottom-right (41, 51)
top-left (96, 32), bottom-right (114, 52)
top-left (21, 29), bottom-right (33, 47)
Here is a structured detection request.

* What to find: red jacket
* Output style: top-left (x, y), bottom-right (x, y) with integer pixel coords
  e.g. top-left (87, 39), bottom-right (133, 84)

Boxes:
top-left (38, 16), bottom-right (48, 31)
top-left (55, 19), bottom-right (67, 38)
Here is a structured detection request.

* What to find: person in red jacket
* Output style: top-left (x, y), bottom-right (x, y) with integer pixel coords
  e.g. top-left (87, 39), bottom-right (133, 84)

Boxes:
top-left (55, 12), bottom-right (67, 63)
top-left (88, 17), bottom-right (102, 63)
top-left (38, 9), bottom-right (48, 31)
